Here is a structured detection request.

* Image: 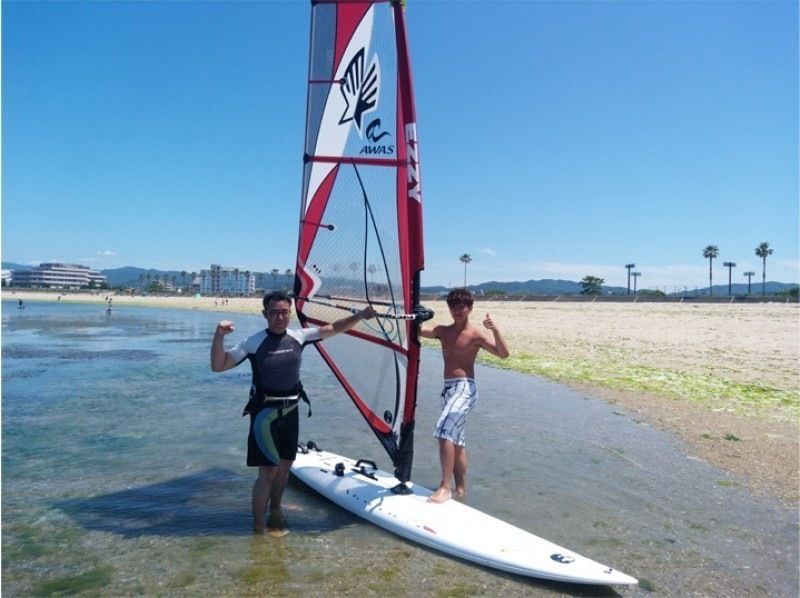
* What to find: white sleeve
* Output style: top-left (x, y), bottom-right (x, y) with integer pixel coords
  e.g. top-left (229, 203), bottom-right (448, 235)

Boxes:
top-left (227, 340), bottom-right (248, 363)
top-left (294, 326), bottom-right (322, 345)
top-left (227, 330), bottom-right (264, 363)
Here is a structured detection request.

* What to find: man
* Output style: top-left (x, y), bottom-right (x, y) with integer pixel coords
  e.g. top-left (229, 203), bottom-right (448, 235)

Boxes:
top-left (419, 288), bottom-right (509, 503)
top-left (211, 291), bottom-right (375, 533)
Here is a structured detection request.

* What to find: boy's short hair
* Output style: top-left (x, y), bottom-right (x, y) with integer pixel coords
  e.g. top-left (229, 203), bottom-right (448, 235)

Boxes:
top-left (446, 288), bottom-right (474, 307)
top-left (263, 290), bottom-right (293, 311)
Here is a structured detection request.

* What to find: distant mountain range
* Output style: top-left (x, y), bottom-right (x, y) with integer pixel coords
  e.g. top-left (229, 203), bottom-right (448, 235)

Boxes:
top-left (97, 266), bottom-right (195, 288)
top-left (3, 262), bottom-right (796, 296)
top-left (445, 278), bottom-right (797, 297)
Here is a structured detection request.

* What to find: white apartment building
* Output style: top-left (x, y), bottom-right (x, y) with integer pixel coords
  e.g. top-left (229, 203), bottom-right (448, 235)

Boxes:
top-left (11, 263), bottom-right (107, 289)
top-left (199, 265), bottom-right (255, 295)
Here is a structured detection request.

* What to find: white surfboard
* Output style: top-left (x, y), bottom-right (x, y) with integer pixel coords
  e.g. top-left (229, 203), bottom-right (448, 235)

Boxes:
top-left (291, 443), bottom-right (638, 586)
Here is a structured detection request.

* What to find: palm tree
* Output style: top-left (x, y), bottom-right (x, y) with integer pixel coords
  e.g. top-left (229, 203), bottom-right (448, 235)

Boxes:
top-left (755, 242), bottom-right (773, 296)
top-left (284, 268), bottom-right (293, 290)
top-left (270, 268), bottom-right (279, 290)
top-left (702, 245), bottom-right (719, 296)
top-left (459, 254), bottom-right (472, 287)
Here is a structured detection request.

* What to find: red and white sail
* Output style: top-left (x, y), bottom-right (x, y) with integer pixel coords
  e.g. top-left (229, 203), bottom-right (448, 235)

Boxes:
top-left (294, 0), bottom-right (425, 482)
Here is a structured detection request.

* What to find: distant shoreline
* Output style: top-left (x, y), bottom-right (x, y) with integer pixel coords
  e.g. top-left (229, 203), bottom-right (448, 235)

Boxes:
top-left (2, 289), bottom-right (263, 315)
top-left (3, 286), bottom-right (796, 306)
top-left (4, 288), bottom-right (798, 502)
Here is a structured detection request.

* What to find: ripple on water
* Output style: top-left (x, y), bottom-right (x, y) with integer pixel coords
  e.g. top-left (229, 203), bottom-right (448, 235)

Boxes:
top-left (2, 346), bottom-right (158, 361)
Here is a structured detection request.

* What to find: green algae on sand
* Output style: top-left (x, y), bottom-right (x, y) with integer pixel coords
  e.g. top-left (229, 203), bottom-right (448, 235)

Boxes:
top-left (479, 351), bottom-right (799, 420)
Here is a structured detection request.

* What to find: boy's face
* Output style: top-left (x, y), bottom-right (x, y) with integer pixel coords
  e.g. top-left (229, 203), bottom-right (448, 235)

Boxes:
top-left (448, 301), bottom-right (472, 322)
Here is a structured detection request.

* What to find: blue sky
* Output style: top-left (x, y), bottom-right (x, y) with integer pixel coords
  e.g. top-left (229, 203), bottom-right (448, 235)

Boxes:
top-left (3, 0), bottom-right (797, 291)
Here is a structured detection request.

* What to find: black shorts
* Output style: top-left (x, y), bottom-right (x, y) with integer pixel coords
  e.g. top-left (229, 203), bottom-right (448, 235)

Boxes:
top-left (247, 402), bottom-right (299, 467)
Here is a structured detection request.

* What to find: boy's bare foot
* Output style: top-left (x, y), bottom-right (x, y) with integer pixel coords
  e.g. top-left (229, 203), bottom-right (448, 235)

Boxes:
top-left (428, 487), bottom-right (452, 503)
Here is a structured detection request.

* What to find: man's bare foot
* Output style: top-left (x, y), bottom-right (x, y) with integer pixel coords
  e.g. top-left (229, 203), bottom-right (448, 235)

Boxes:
top-left (267, 528), bottom-right (289, 538)
top-left (454, 488), bottom-right (466, 502)
top-left (266, 508), bottom-right (289, 537)
top-left (428, 487), bottom-right (452, 503)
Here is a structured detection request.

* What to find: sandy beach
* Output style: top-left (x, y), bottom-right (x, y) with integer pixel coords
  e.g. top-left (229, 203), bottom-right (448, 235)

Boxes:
top-left (5, 289), bottom-right (799, 502)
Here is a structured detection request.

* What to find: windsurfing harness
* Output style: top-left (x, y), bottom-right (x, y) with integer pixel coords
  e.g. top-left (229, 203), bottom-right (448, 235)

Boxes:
top-left (227, 327), bottom-right (323, 419)
top-left (242, 383), bottom-right (312, 418)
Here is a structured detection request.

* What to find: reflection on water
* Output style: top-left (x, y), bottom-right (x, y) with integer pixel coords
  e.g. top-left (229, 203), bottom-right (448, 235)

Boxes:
top-left (2, 300), bottom-right (797, 596)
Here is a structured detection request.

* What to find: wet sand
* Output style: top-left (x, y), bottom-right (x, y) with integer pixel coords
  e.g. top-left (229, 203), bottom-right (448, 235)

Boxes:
top-left (5, 290), bottom-right (798, 502)
top-left (426, 299), bottom-right (800, 504)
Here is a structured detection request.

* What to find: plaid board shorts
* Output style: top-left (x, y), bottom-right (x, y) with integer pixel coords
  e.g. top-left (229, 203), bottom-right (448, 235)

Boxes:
top-left (434, 378), bottom-right (477, 447)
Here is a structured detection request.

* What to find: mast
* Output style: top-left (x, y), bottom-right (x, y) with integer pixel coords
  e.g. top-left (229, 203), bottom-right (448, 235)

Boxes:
top-left (391, 0), bottom-right (426, 485)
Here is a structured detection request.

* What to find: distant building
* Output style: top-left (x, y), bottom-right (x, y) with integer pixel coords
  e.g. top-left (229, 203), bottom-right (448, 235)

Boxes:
top-left (11, 263), bottom-right (107, 289)
top-left (1, 270), bottom-right (11, 286)
top-left (151, 279), bottom-right (174, 292)
top-left (199, 265), bottom-right (255, 295)
top-left (191, 275), bottom-right (202, 293)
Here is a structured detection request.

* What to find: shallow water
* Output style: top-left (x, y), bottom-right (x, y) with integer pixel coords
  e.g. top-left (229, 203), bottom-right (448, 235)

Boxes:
top-left (2, 300), bottom-right (797, 596)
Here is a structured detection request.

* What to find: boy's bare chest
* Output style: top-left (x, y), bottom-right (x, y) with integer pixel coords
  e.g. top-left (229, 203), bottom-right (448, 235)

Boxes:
top-left (440, 329), bottom-right (479, 354)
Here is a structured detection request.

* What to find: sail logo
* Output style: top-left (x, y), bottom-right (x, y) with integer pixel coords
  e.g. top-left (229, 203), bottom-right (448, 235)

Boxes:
top-left (359, 118), bottom-right (395, 155)
top-left (405, 122), bottom-right (421, 203)
top-left (366, 119), bottom-right (390, 143)
top-left (339, 47), bottom-right (380, 135)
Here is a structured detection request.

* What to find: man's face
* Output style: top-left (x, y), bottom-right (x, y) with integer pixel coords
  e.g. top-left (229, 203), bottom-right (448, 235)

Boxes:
top-left (264, 299), bottom-right (292, 334)
top-left (447, 301), bottom-right (472, 323)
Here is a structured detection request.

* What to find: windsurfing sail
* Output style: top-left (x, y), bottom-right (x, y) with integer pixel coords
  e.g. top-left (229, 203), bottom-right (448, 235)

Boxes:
top-left (294, 0), bottom-right (429, 485)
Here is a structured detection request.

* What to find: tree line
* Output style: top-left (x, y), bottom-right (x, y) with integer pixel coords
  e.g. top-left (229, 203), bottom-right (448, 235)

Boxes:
top-left (457, 241), bottom-right (781, 296)
top-left (702, 242), bottom-right (774, 296)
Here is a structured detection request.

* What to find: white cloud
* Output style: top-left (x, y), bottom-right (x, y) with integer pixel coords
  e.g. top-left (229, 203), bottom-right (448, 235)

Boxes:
top-left (478, 247), bottom-right (497, 257)
top-left (774, 258), bottom-right (800, 273)
top-left (97, 250), bottom-right (117, 256)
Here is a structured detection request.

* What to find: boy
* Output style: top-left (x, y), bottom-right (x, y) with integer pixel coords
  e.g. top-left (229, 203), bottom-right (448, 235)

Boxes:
top-left (419, 288), bottom-right (509, 503)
